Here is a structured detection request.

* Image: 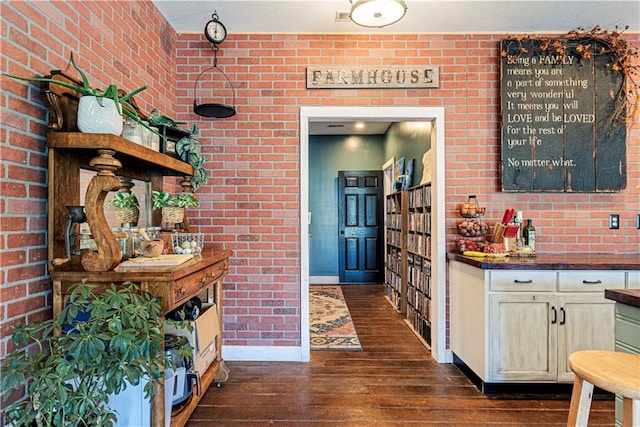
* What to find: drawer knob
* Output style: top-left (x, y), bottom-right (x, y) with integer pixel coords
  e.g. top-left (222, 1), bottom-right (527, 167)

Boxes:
top-left (513, 279), bottom-right (533, 284)
top-left (178, 287), bottom-right (186, 294)
top-left (582, 280), bottom-right (602, 285)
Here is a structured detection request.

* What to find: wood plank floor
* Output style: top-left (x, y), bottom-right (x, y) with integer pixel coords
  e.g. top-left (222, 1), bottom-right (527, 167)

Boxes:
top-left (187, 285), bottom-right (614, 426)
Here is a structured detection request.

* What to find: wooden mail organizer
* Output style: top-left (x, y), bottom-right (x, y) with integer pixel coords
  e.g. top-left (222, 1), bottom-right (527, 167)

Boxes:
top-left (51, 249), bottom-right (232, 427)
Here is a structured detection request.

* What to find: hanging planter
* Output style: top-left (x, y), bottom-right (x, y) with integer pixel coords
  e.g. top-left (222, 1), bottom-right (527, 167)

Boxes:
top-left (193, 45), bottom-right (236, 118)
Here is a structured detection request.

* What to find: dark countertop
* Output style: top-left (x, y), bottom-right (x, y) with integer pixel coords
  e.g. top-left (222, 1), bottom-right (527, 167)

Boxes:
top-left (605, 289), bottom-right (640, 308)
top-left (447, 252), bottom-right (640, 270)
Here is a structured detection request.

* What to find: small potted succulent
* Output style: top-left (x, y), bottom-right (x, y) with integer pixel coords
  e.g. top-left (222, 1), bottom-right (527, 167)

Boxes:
top-left (152, 191), bottom-right (200, 229)
top-left (3, 52), bottom-right (150, 136)
top-left (104, 191), bottom-right (140, 226)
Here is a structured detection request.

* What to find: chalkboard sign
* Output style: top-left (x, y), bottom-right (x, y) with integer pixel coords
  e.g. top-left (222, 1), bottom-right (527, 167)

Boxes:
top-left (500, 38), bottom-right (626, 192)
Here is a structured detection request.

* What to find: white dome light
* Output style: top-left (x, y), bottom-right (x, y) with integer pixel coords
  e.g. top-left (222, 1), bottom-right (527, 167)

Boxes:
top-left (349, 0), bottom-right (407, 28)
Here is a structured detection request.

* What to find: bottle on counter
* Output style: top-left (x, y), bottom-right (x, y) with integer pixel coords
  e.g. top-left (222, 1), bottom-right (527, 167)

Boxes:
top-left (523, 219), bottom-right (536, 252)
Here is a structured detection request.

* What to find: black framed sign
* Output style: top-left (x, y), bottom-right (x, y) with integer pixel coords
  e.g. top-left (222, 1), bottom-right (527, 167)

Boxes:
top-left (500, 37), bottom-right (626, 192)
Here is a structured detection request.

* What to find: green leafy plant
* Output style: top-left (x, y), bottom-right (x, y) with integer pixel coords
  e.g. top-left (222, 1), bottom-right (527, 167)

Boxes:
top-left (176, 124), bottom-right (208, 191)
top-left (104, 192), bottom-right (139, 209)
top-left (148, 108), bottom-right (186, 129)
top-left (3, 52), bottom-right (152, 131)
top-left (1, 281), bottom-right (192, 427)
top-left (152, 191), bottom-right (200, 209)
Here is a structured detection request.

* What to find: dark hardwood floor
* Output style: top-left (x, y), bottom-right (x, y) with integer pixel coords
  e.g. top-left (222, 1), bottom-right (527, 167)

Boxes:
top-left (187, 285), bottom-right (614, 426)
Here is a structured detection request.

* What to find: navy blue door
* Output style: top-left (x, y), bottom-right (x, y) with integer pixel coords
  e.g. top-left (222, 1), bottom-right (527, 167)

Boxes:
top-left (338, 171), bottom-right (384, 283)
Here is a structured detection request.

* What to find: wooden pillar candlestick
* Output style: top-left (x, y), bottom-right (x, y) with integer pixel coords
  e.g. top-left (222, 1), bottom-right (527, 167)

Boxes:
top-left (81, 149), bottom-right (122, 272)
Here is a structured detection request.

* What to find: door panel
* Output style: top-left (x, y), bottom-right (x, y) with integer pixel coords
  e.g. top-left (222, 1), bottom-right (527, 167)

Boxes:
top-left (338, 170), bottom-right (384, 283)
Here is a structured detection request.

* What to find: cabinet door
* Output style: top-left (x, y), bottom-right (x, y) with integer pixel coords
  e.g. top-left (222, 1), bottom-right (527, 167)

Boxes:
top-left (489, 293), bottom-right (557, 381)
top-left (556, 294), bottom-right (616, 382)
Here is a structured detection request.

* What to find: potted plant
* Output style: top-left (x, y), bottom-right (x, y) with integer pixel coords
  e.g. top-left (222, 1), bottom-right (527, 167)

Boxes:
top-left (152, 191), bottom-right (200, 228)
top-left (176, 124), bottom-right (209, 191)
top-left (3, 52), bottom-right (150, 136)
top-left (1, 281), bottom-right (192, 427)
top-left (104, 192), bottom-right (140, 226)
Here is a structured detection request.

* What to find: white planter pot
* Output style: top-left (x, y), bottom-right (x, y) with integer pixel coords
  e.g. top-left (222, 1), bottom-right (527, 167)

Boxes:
top-left (77, 96), bottom-right (123, 135)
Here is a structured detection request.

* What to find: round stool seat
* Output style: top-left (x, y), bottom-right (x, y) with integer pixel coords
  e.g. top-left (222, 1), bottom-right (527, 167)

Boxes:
top-left (569, 350), bottom-right (640, 399)
top-left (567, 350), bottom-right (640, 427)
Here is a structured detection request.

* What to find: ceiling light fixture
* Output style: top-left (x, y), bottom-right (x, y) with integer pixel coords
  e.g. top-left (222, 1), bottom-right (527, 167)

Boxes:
top-left (349, 0), bottom-right (407, 28)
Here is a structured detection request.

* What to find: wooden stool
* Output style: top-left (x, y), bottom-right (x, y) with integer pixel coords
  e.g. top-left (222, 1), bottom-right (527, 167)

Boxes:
top-left (567, 350), bottom-right (640, 426)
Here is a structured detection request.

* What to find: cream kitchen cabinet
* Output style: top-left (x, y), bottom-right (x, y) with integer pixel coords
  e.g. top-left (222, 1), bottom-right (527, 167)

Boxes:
top-left (489, 293), bottom-right (617, 382)
top-left (450, 259), bottom-right (626, 386)
top-left (488, 292), bottom-right (556, 381)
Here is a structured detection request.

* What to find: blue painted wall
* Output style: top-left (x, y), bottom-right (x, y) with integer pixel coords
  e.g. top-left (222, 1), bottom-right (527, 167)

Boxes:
top-left (309, 135), bottom-right (385, 276)
top-left (309, 123), bottom-right (431, 278)
top-left (384, 122), bottom-right (432, 188)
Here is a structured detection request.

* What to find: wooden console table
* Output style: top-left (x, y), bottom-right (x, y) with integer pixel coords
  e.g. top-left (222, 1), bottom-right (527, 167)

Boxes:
top-left (51, 249), bottom-right (232, 427)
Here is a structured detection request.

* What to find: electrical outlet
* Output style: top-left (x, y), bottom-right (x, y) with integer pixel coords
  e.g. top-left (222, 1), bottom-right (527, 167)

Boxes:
top-left (609, 214), bottom-right (619, 229)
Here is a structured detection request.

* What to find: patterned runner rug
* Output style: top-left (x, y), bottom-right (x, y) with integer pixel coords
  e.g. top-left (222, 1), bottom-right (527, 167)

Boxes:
top-left (310, 286), bottom-right (362, 351)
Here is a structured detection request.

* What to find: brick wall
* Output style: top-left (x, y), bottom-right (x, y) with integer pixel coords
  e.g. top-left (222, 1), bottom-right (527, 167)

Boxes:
top-left (1, 0), bottom-right (638, 355)
top-left (0, 1), bottom-right (176, 362)
top-left (175, 33), bottom-right (639, 347)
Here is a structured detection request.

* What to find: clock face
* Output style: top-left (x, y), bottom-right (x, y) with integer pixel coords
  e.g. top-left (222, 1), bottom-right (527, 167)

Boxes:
top-left (205, 20), bottom-right (227, 44)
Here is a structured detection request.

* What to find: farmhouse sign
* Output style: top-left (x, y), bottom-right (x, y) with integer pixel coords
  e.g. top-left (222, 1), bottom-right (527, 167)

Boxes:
top-left (306, 66), bottom-right (439, 89)
top-left (500, 38), bottom-right (626, 192)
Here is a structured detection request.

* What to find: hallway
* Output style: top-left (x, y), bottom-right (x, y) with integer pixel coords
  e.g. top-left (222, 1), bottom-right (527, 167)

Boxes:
top-left (187, 285), bottom-right (614, 425)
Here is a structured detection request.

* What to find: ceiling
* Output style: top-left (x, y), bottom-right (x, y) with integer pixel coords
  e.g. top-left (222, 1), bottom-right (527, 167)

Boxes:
top-left (153, 0), bottom-right (638, 135)
top-left (153, 1), bottom-right (639, 35)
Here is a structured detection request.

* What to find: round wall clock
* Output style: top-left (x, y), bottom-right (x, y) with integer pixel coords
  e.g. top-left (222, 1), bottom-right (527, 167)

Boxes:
top-left (204, 12), bottom-right (227, 44)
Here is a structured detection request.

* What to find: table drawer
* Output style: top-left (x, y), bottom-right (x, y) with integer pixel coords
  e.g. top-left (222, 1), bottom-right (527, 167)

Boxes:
top-left (489, 270), bottom-right (556, 291)
top-left (558, 271), bottom-right (625, 292)
top-left (173, 259), bottom-right (228, 305)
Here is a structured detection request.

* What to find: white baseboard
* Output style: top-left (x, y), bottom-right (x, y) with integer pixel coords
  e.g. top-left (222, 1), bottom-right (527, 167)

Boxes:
top-left (310, 275), bottom-right (339, 284)
top-left (223, 345), bottom-right (309, 362)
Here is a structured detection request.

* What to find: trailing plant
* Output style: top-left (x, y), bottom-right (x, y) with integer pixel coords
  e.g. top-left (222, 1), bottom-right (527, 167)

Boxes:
top-left (152, 191), bottom-right (200, 210)
top-left (501, 25), bottom-right (639, 126)
top-left (1, 281), bottom-right (192, 427)
top-left (148, 108), bottom-right (187, 129)
top-left (176, 124), bottom-right (209, 191)
top-left (104, 192), bottom-right (140, 209)
top-left (3, 52), bottom-right (153, 132)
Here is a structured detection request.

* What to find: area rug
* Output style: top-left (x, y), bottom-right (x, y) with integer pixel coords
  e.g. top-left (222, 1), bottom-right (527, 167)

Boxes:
top-left (310, 286), bottom-right (362, 351)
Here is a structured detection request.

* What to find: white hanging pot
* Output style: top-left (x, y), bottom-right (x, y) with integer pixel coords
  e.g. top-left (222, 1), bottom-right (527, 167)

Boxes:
top-left (77, 96), bottom-right (123, 135)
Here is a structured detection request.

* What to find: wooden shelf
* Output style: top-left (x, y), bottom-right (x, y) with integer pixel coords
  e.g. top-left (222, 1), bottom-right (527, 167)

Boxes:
top-left (170, 359), bottom-right (223, 427)
top-left (46, 131), bottom-right (193, 176)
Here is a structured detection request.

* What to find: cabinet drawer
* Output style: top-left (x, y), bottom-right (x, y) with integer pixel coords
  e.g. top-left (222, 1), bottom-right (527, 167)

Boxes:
top-left (489, 270), bottom-right (556, 292)
top-left (173, 259), bottom-right (228, 305)
top-left (558, 271), bottom-right (625, 292)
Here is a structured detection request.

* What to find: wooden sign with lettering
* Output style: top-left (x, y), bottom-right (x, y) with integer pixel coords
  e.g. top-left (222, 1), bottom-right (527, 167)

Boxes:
top-left (500, 38), bottom-right (626, 192)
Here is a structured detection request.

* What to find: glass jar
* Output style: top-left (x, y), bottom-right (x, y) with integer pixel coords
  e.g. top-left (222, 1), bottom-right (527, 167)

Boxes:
top-left (147, 226), bottom-right (162, 240)
top-left (122, 117), bottom-right (142, 145)
top-left (129, 227), bottom-right (141, 258)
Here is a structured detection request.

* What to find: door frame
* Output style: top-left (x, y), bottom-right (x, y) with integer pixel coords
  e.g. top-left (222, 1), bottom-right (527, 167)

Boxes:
top-left (300, 106), bottom-right (449, 363)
